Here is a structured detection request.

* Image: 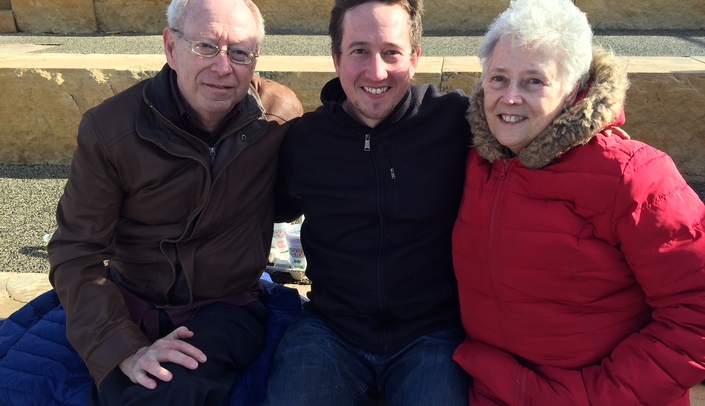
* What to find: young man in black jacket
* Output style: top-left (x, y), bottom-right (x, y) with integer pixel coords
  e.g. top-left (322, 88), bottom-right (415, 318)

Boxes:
top-left (264, 0), bottom-right (471, 404)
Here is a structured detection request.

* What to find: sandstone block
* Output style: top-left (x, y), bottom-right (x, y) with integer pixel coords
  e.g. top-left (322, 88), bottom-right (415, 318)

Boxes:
top-left (0, 0), bottom-right (11, 9)
top-left (0, 55), bottom-right (162, 164)
top-left (625, 72), bottom-right (705, 181)
top-left (94, 0), bottom-right (170, 34)
top-left (256, 55), bottom-right (336, 112)
top-left (257, 0), bottom-right (330, 33)
top-left (5, 273), bottom-right (52, 304)
top-left (256, 70), bottom-right (337, 113)
top-left (12, 0), bottom-right (97, 33)
top-left (0, 9), bottom-right (16, 33)
top-left (423, 0), bottom-right (509, 33)
top-left (577, 0), bottom-right (705, 30)
top-left (257, 0), bottom-right (705, 33)
top-left (6, 0), bottom-right (705, 34)
top-left (0, 272), bottom-right (52, 318)
top-left (619, 56), bottom-right (705, 181)
top-left (439, 56), bottom-right (482, 93)
top-left (256, 0), bottom-right (510, 33)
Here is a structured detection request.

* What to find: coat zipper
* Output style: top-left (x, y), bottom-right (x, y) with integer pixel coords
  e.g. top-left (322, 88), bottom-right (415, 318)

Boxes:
top-left (363, 130), bottom-right (391, 350)
top-left (488, 158), bottom-right (515, 353)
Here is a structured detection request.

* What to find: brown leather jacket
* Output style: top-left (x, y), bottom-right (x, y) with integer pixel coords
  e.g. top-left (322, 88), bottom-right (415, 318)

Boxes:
top-left (47, 64), bottom-right (303, 386)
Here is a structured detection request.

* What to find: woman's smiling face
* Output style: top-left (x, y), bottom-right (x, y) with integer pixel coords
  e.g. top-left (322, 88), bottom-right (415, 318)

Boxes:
top-left (483, 35), bottom-right (578, 154)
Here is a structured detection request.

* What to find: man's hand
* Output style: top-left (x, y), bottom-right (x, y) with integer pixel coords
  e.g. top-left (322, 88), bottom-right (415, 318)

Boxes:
top-left (118, 326), bottom-right (207, 389)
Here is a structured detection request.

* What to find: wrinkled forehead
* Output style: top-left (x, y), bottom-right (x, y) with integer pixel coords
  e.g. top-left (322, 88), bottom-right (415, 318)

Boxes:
top-left (181, 0), bottom-right (259, 41)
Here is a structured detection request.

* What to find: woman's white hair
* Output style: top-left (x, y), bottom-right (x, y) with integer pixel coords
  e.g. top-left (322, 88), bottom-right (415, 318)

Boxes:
top-left (479, 0), bottom-right (593, 95)
top-left (166, 0), bottom-right (266, 45)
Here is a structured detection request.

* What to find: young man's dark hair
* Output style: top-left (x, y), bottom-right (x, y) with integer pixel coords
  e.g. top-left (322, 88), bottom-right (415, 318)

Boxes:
top-left (329, 0), bottom-right (424, 57)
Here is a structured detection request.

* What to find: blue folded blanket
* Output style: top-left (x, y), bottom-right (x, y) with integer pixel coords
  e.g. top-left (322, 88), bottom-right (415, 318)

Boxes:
top-left (0, 277), bottom-right (302, 405)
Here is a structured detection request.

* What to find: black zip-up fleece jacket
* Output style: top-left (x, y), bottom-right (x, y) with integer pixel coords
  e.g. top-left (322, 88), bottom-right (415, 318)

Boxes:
top-left (276, 78), bottom-right (471, 353)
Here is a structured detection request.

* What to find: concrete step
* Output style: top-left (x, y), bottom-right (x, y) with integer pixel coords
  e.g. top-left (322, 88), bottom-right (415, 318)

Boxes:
top-left (0, 272), bottom-right (52, 318)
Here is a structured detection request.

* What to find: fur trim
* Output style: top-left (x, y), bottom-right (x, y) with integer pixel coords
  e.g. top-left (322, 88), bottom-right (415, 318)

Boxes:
top-left (468, 46), bottom-right (630, 169)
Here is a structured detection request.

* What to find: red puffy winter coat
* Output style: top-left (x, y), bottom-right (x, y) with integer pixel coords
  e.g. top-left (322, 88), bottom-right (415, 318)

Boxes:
top-left (452, 47), bottom-right (705, 405)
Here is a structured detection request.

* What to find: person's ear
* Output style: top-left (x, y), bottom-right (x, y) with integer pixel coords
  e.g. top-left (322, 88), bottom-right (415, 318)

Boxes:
top-left (564, 80), bottom-right (581, 109)
top-left (332, 49), bottom-right (341, 76)
top-left (164, 28), bottom-right (178, 70)
top-left (409, 47), bottom-right (421, 79)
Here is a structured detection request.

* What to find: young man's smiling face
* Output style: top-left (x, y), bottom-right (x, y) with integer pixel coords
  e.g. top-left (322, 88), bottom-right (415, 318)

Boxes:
top-left (333, 2), bottom-right (420, 128)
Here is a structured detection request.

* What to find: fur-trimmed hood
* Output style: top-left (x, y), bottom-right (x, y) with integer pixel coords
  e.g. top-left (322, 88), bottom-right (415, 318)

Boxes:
top-left (468, 46), bottom-right (629, 169)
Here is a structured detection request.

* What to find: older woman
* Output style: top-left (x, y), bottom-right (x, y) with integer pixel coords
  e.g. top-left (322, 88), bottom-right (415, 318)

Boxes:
top-left (451, 0), bottom-right (705, 404)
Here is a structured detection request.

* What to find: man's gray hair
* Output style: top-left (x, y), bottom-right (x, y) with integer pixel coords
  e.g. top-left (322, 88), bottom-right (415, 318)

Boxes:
top-left (166, 0), bottom-right (266, 45)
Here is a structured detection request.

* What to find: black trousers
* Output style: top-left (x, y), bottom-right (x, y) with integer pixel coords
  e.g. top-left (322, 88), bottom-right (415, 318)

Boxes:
top-left (89, 301), bottom-right (267, 406)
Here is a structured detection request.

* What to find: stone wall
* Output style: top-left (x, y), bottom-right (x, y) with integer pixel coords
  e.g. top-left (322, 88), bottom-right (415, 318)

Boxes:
top-left (622, 57), bottom-right (705, 182)
top-left (0, 53), bottom-right (161, 163)
top-left (0, 0), bottom-right (15, 33)
top-left (12, 0), bottom-right (97, 33)
top-left (6, 0), bottom-right (705, 34)
top-left (94, 0), bottom-right (170, 34)
top-left (0, 9), bottom-right (15, 33)
top-left (576, 0), bottom-right (705, 31)
top-left (1, 53), bottom-right (704, 181)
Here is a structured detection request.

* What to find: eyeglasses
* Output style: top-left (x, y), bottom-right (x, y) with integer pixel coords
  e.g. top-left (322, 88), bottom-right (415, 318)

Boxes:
top-left (171, 28), bottom-right (259, 65)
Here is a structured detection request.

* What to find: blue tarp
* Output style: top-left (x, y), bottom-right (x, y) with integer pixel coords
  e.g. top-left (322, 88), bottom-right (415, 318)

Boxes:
top-left (0, 277), bottom-right (302, 405)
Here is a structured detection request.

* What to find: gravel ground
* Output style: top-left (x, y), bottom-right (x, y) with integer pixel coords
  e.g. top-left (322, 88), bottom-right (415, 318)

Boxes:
top-left (0, 164), bottom-right (68, 274)
top-left (1, 163), bottom-right (704, 276)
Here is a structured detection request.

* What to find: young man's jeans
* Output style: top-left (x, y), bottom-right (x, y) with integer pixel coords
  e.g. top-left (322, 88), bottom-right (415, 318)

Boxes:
top-left (263, 310), bottom-right (469, 406)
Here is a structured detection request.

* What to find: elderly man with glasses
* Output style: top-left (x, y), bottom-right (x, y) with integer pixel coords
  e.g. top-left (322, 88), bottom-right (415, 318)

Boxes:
top-left (46, 0), bottom-right (302, 404)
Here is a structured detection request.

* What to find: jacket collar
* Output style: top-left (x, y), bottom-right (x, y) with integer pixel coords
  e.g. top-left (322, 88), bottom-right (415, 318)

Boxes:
top-left (140, 64), bottom-right (265, 145)
top-left (468, 46), bottom-right (630, 169)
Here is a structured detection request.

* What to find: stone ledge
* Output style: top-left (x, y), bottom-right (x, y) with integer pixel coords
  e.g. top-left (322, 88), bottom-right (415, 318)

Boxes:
top-left (0, 53), bottom-right (703, 181)
top-left (0, 273), bottom-right (52, 318)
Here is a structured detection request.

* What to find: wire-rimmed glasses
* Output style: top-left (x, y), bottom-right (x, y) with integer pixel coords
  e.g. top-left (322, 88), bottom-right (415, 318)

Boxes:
top-left (171, 28), bottom-right (259, 65)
